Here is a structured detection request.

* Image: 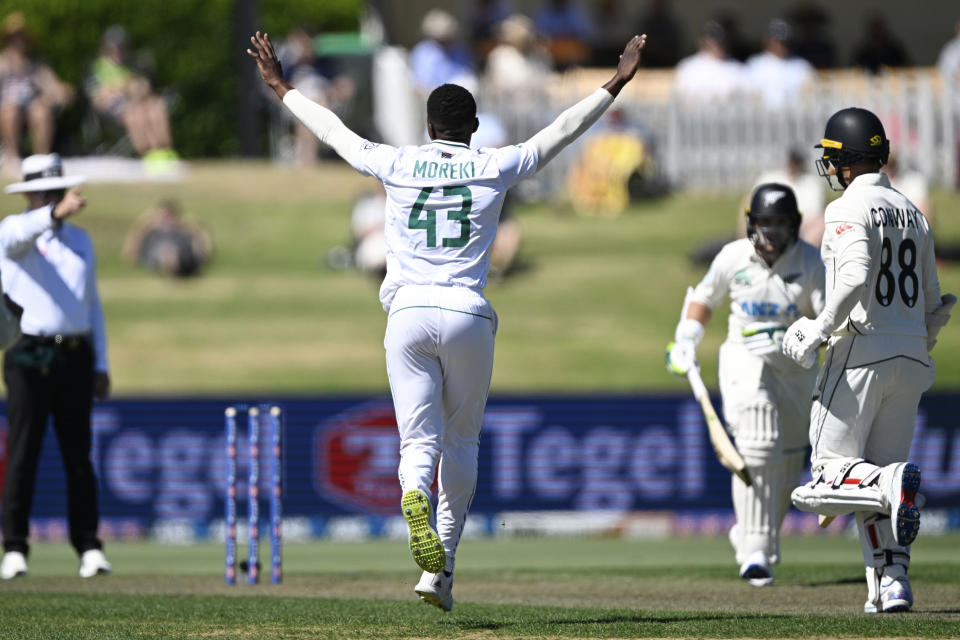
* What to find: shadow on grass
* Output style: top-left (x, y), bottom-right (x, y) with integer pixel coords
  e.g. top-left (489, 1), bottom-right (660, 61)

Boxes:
top-left (446, 612), bottom-right (791, 630)
top-left (801, 576), bottom-right (864, 587)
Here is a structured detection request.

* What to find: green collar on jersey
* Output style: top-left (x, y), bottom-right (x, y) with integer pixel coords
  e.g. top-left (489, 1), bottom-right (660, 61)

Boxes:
top-left (431, 140), bottom-right (470, 149)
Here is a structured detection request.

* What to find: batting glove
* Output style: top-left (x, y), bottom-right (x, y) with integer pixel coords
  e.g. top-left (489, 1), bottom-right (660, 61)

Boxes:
top-left (926, 293), bottom-right (957, 351)
top-left (666, 339), bottom-right (697, 377)
top-left (741, 322), bottom-right (787, 356)
top-left (782, 317), bottom-right (829, 369)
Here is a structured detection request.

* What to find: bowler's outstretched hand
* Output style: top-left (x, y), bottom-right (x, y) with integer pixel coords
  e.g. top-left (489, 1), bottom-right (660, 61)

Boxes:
top-left (603, 34), bottom-right (647, 97)
top-left (617, 34), bottom-right (647, 82)
top-left (247, 31), bottom-right (291, 98)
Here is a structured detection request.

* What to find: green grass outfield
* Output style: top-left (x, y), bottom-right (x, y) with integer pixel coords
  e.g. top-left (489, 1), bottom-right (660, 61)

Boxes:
top-left (2, 161), bottom-right (959, 394)
top-left (0, 535), bottom-right (958, 638)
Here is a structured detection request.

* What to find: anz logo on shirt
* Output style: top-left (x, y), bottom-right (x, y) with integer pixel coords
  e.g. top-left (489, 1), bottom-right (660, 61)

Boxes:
top-left (739, 300), bottom-right (800, 319)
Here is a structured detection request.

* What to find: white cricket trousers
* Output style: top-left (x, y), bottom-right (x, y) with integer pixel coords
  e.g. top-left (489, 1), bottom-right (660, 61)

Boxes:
top-left (810, 340), bottom-right (935, 468)
top-left (384, 285), bottom-right (497, 566)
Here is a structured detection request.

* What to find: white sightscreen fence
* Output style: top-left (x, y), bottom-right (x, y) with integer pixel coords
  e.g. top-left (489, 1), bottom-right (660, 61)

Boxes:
top-left (481, 69), bottom-right (957, 195)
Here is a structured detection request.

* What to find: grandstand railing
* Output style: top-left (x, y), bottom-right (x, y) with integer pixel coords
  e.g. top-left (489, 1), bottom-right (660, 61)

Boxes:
top-left (482, 67), bottom-right (958, 195)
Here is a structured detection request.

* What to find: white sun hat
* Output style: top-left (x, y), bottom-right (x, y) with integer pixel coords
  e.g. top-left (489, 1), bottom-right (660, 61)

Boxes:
top-left (5, 154), bottom-right (85, 194)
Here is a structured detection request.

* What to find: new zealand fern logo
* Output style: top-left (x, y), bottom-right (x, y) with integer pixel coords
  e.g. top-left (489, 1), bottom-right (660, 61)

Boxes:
top-left (733, 269), bottom-right (752, 286)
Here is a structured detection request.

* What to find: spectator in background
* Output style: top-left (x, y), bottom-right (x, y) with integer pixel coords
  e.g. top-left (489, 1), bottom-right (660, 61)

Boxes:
top-left (567, 106), bottom-right (659, 216)
top-left (715, 9), bottom-right (759, 63)
top-left (534, 0), bottom-right (594, 68)
top-left (742, 149), bottom-right (825, 248)
top-left (938, 20), bottom-right (960, 188)
top-left (938, 19), bottom-right (960, 86)
top-left (0, 12), bottom-right (73, 175)
top-left (852, 13), bottom-right (909, 73)
top-left (745, 19), bottom-right (815, 110)
top-left (467, 0), bottom-right (514, 60)
top-left (674, 21), bottom-right (746, 103)
top-left (635, 0), bottom-right (683, 68)
top-left (788, 3), bottom-right (836, 69)
top-left (277, 27), bottom-right (355, 166)
top-left (591, 0), bottom-right (637, 67)
top-left (122, 199), bottom-right (212, 278)
top-left (409, 9), bottom-right (476, 95)
top-left (485, 14), bottom-right (551, 101)
top-left (86, 25), bottom-right (177, 166)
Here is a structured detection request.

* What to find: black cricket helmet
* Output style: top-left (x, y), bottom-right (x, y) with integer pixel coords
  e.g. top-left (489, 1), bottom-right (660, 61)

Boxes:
top-left (745, 183), bottom-right (801, 264)
top-left (815, 107), bottom-right (889, 190)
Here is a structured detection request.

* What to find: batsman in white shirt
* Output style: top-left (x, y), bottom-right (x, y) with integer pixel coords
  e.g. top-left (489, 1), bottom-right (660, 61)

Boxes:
top-left (248, 30), bottom-right (648, 611)
top-left (666, 183), bottom-right (825, 587)
top-left (781, 107), bottom-right (954, 613)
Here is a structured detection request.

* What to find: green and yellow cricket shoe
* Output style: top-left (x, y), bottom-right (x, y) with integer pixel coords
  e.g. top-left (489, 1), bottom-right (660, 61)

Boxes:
top-left (401, 489), bottom-right (445, 573)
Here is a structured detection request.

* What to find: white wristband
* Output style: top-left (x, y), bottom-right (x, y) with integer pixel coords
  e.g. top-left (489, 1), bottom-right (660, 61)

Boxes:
top-left (675, 318), bottom-right (705, 345)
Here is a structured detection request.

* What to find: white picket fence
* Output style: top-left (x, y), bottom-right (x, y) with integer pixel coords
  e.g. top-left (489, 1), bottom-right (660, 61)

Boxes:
top-left (481, 68), bottom-right (958, 195)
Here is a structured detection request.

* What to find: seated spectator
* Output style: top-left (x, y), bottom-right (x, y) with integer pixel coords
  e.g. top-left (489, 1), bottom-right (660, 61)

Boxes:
top-left (714, 9), bottom-right (759, 63)
top-left (0, 12), bottom-right (73, 174)
top-left (87, 25), bottom-right (177, 165)
top-left (591, 0), bottom-right (637, 67)
top-left (277, 26), bottom-right (355, 166)
top-left (122, 200), bottom-right (212, 277)
top-left (852, 13), bottom-right (909, 73)
top-left (745, 19), bottom-right (815, 109)
top-left (567, 107), bottom-right (660, 216)
top-left (938, 19), bottom-right (960, 87)
top-left (674, 21), bottom-right (746, 103)
top-left (485, 14), bottom-right (551, 101)
top-left (635, 0), bottom-right (683, 68)
top-left (467, 0), bottom-right (514, 60)
top-left (788, 2), bottom-right (836, 69)
top-left (937, 19), bottom-right (960, 187)
top-left (533, 0), bottom-right (594, 68)
top-left (409, 9), bottom-right (476, 95)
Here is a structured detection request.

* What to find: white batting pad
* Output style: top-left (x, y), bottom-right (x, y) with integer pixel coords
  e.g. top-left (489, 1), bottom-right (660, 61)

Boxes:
top-left (791, 458), bottom-right (885, 516)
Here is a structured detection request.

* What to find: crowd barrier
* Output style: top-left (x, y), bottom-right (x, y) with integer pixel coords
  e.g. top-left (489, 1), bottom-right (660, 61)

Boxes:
top-left (481, 67), bottom-right (959, 194)
top-left (2, 394), bottom-right (958, 542)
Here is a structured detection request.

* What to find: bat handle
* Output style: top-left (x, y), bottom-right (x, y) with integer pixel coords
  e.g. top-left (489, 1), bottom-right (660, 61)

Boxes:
top-left (686, 365), bottom-right (707, 399)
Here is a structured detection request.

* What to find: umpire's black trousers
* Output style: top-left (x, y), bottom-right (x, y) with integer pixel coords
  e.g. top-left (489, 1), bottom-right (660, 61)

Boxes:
top-left (1, 334), bottom-right (102, 556)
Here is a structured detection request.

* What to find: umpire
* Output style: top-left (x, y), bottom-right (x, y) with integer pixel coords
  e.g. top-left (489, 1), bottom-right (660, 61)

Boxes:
top-left (0, 154), bottom-right (111, 580)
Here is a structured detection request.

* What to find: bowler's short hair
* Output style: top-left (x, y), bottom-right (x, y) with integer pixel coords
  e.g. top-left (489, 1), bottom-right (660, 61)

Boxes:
top-left (427, 84), bottom-right (476, 131)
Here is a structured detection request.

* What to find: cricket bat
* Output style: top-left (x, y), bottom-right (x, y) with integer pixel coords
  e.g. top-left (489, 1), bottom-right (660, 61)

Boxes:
top-left (687, 365), bottom-right (752, 487)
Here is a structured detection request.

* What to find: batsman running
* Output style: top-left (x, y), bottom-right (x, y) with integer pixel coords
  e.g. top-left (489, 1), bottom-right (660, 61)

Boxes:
top-left (783, 107), bottom-right (953, 613)
top-left (666, 183), bottom-right (825, 586)
top-left (249, 30), bottom-right (648, 611)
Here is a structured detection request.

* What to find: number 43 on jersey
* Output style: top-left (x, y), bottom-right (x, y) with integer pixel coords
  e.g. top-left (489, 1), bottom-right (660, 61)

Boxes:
top-left (408, 186), bottom-right (472, 248)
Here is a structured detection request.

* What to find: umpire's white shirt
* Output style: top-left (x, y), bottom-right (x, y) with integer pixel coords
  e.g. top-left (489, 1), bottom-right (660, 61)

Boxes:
top-left (0, 204), bottom-right (109, 372)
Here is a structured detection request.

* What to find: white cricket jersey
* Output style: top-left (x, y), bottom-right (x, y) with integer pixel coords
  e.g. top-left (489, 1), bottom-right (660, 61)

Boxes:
top-left (821, 172), bottom-right (939, 365)
top-left (0, 204), bottom-right (109, 371)
top-left (692, 238), bottom-right (825, 437)
top-left (691, 238), bottom-right (825, 346)
top-left (344, 138), bottom-right (538, 311)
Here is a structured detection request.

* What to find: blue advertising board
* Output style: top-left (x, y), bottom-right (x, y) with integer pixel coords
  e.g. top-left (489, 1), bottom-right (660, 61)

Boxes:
top-left (1, 394), bottom-right (958, 540)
